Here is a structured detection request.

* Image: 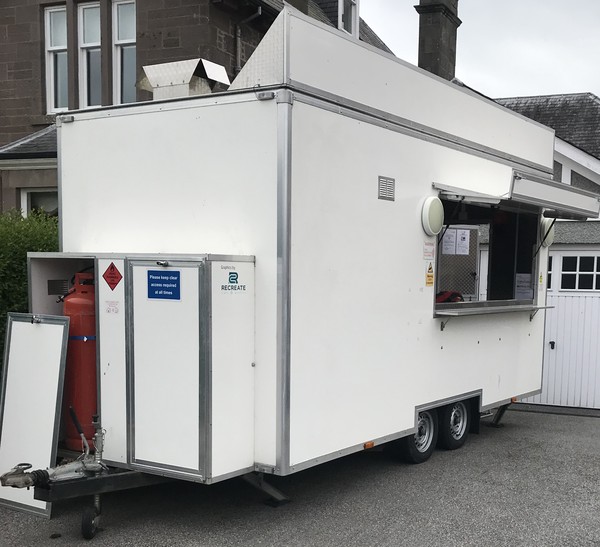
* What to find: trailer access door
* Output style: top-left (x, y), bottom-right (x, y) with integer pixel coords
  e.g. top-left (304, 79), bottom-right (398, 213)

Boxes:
top-left (129, 261), bottom-right (202, 473)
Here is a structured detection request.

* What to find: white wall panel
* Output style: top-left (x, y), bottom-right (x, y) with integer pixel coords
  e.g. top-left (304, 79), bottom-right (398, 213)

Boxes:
top-left (289, 103), bottom-right (545, 467)
top-left (232, 9), bottom-right (554, 171)
top-left (60, 98), bottom-right (279, 467)
top-left (97, 258), bottom-right (128, 463)
top-left (210, 261), bottom-right (255, 478)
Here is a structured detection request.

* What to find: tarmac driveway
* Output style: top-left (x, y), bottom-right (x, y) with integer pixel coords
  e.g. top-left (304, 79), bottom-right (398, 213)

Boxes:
top-left (0, 406), bottom-right (599, 546)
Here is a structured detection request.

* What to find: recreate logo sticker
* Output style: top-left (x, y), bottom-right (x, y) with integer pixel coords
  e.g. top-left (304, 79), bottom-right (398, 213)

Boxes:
top-left (103, 262), bottom-right (123, 291)
top-left (221, 267), bottom-right (246, 292)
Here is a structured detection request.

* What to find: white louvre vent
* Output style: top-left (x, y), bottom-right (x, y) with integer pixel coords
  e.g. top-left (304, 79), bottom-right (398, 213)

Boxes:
top-left (378, 176), bottom-right (395, 201)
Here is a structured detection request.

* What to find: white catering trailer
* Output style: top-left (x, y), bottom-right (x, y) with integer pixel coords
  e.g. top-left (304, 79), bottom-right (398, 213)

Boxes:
top-left (2, 7), bottom-right (600, 536)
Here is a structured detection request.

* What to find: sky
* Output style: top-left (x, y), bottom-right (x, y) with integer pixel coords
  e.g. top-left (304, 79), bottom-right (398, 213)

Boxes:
top-left (360, 0), bottom-right (600, 99)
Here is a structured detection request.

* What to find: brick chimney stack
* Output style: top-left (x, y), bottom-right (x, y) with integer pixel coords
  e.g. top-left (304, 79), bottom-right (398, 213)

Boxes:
top-left (414, 0), bottom-right (462, 81)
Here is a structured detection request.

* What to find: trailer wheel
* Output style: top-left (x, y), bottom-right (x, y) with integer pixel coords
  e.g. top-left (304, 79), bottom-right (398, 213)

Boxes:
top-left (399, 409), bottom-right (438, 464)
top-left (437, 401), bottom-right (469, 450)
top-left (81, 506), bottom-right (100, 540)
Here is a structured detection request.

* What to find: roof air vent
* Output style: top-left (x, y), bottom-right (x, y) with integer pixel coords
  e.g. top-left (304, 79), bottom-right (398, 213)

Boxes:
top-left (139, 58), bottom-right (230, 101)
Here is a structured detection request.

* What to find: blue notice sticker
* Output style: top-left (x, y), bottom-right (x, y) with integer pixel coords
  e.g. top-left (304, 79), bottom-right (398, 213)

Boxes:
top-left (147, 270), bottom-right (181, 300)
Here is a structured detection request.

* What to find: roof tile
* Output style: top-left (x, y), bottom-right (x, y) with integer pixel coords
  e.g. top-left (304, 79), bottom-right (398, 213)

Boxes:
top-left (0, 125), bottom-right (56, 159)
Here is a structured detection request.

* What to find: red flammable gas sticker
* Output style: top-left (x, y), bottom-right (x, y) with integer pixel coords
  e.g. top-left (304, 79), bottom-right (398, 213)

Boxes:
top-left (103, 262), bottom-right (123, 291)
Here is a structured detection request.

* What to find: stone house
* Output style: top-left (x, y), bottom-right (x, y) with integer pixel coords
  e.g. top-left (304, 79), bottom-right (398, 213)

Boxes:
top-left (0, 0), bottom-right (393, 214)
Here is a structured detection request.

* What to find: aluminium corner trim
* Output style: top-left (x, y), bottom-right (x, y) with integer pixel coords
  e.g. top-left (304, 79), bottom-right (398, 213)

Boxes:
top-left (286, 428), bottom-right (414, 475)
top-left (57, 123), bottom-right (63, 252)
top-left (415, 390), bottom-right (483, 416)
top-left (128, 461), bottom-right (207, 484)
top-left (275, 86), bottom-right (293, 475)
top-left (517, 388), bottom-right (543, 401)
top-left (125, 259), bottom-right (135, 465)
top-left (94, 257), bottom-right (102, 427)
top-left (198, 260), bottom-right (212, 479)
top-left (480, 398), bottom-right (513, 413)
top-left (204, 465), bottom-right (256, 485)
top-left (283, 7), bottom-right (291, 86)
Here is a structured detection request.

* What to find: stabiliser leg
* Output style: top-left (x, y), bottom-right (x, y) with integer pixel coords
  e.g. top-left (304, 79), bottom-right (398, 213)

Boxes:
top-left (489, 403), bottom-right (510, 428)
top-left (242, 473), bottom-right (290, 507)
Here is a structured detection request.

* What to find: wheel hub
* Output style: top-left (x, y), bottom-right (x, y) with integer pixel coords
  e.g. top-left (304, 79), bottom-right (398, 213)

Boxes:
top-left (415, 412), bottom-right (434, 452)
top-left (449, 403), bottom-right (467, 440)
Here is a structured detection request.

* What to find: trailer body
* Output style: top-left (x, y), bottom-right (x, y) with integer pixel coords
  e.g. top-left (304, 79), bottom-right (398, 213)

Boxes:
top-left (2, 9), bottom-right (600, 514)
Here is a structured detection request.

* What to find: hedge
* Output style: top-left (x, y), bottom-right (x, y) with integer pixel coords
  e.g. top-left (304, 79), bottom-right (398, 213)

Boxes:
top-left (0, 210), bottom-right (59, 370)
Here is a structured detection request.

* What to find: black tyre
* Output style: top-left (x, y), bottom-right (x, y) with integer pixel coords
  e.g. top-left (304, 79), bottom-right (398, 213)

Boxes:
top-left (399, 409), bottom-right (438, 464)
top-left (81, 506), bottom-right (100, 540)
top-left (437, 401), bottom-right (469, 450)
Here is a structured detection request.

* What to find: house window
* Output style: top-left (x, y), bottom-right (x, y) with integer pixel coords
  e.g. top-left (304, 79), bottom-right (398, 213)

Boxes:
top-left (560, 256), bottom-right (600, 290)
top-left (338, 0), bottom-right (359, 38)
top-left (547, 255), bottom-right (552, 290)
top-left (20, 189), bottom-right (59, 217)
top-left (45, 7), bottom-right (68, 112)
top-left (436, 202), bottom-right (539, 307)
top-left (113, 0), bottom-right (136, 104)
top-left (79, 3), bottom-right (102, 108)
top-left (44, 2), bottom-right (136, 110)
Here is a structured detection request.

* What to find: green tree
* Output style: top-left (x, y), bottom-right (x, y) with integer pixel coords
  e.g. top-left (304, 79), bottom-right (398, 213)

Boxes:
top-left (0, 210), bottom-right (59, 370)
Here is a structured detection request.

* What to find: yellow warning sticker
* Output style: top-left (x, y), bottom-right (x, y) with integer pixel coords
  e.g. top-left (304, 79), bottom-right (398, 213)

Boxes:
top-left (426, 262), bottom-right (434, 286)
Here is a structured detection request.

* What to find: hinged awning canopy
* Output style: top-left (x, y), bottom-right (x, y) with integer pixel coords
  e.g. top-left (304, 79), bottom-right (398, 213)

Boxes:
top-left (433, 172), bottom-right (600, 220)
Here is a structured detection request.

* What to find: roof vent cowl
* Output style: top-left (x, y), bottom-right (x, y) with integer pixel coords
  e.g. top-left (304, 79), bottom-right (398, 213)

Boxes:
top-left (139, 58), bottom-right (231, 100)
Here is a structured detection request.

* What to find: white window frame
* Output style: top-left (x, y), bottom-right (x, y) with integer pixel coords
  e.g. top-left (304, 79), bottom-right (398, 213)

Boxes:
top-left (44, 6), bottom-right (68, 113)
top-left (78, 2), bottom-right (102, 108)
top-left (556, 251), bottom-right (600, 292)
top-left (112, 0), bottom-right (136, 104)
top-left (20, 188), bottom-right (59, 218)
top-left (338, 0), bottom-right (359, 38)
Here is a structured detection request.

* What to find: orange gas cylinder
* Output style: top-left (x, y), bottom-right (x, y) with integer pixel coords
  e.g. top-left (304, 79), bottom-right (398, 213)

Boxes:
top-left (63, 272), bottom-right (97, 451)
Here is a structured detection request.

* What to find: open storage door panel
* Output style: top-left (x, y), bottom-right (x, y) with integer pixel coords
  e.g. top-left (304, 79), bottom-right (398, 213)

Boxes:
top-left (0, 313), bottom-right (69, 517)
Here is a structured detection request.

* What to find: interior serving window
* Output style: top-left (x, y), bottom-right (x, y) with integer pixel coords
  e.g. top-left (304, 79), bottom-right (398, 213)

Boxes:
top-left (435, 200), bottom-right (539, 307)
